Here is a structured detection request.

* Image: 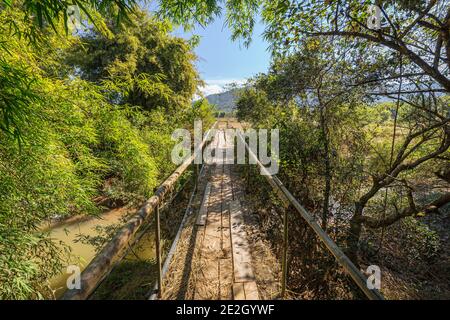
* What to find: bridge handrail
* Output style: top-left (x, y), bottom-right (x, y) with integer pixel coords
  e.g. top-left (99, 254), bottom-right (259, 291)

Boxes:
top-left (236, 129), bottom-right (384, 300)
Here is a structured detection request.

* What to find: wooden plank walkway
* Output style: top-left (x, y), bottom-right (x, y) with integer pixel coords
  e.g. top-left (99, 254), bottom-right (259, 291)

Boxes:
top-left (193, 126), bottom-right (260, 300)
top-left (157, 119), bottom-right (381, 301)
top-left (196, 183), bottom-right (211, 226)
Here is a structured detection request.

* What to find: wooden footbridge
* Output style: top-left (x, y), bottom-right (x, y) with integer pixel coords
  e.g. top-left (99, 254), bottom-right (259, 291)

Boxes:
top-left (62, 119), bottom-right (384, 301)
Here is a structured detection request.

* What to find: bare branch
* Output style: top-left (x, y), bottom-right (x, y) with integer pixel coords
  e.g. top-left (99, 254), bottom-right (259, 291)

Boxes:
top-left (300, 30), bottom-right (450, 91)
top-left (398, 0), bottom-right (438, 39)
top-left (362, 192), bottom-right (450, 228)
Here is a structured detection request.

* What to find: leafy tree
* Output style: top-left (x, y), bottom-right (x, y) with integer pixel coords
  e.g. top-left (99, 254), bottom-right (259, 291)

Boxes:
top-left (262, 0), bottom-right (450, 91)
top-left (236, 34), bottom-right (449, 269)
top-left (0, 0), bottom-right (136, 138)
top-left (67, 9), bottom-right (201, 112)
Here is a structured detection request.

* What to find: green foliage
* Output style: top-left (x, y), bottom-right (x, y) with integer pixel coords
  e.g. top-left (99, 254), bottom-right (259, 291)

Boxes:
top-left (236, 87), bottom-right (273, 124)
top-left (189, 98), bottom-right (216, 127)
top-left (388, 217), bottom-right (440, 265)
top-left (157, 0), bottom-right (222, 30)
top-left (67, 9), bottom-right (201, 112)
top-left (0, 73), bottom-right (163, 298)
top-left (0, 59), bottom-right (39, 142)
top-left (235, 39), bottom-right (449, 274)
top-left (0, 4), bottom-right (214, 299)
top-left (157, 0), bottom-right (450, 94)
top-left (2, 0), bottom-right (137, 41)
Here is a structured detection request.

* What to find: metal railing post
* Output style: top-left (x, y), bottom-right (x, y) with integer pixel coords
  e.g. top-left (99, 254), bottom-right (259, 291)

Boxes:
top-left (281, 205), bottom-right (289, 298)
top-left (155, 204), bottom-right (163, 298)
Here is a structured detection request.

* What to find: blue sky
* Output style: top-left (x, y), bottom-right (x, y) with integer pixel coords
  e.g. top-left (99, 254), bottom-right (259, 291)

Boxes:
top-left (172, 16), bottom-right (271, 96)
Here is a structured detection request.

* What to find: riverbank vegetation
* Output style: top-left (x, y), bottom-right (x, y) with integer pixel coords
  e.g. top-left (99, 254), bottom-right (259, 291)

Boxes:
top-left (232, 1), bottom-right (450, 298)
top-left (0, 3), bottom-right (214, 299)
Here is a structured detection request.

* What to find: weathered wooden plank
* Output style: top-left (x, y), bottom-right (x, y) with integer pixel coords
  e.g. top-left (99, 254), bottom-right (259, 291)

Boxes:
top-left (232, 283), bottom-right (246, 300)
top-left (196, 183), bottom-right (211, 226)
top-left (243, 282), bottom-right (259, 300)
top-left (232, 248), bottom-right (252, 264)
top-left (194, 260), bottom-right (220, 300)
top-left (204, 214), bottom-right (222, 248)
top-left (230, 200), bottom-right (256, 283)
top-left (195, 206), bottom-right (222, 299)
top-left (222, 165), bottom-right (233, 205)
top-left (219, 258), bottom-right (233, 300)
top-left (194, 158), bottom-right (223, 299)
top-left (221, 212), bottom-right (231, 259)
top-left (221, 165), bottom-right (232, 259)
top-left (234, 262), bottom-right (255, 283)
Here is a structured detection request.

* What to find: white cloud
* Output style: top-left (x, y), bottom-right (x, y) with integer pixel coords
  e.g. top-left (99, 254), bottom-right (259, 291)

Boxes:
top-left (198, 79), bottom-right (246, 98)
top-left (200, 84), bottom-right (224, 96)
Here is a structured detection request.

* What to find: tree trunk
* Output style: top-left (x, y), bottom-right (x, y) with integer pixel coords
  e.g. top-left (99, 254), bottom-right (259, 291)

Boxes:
top-left (346, 202), bottom-right (364, 266)
top-left (320, 106), bottom-right (331, 232)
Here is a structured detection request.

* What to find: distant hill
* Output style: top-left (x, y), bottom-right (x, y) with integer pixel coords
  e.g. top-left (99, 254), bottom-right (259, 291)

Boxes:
top-left (205, 89), bottom-right (239, 114)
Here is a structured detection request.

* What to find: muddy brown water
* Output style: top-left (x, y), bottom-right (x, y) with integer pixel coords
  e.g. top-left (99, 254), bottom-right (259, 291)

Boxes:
top-left (48, 201), bottom-right (187, 299)
top-left (48, 208), bottom-right (130, 298)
